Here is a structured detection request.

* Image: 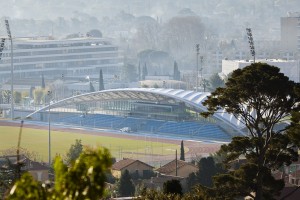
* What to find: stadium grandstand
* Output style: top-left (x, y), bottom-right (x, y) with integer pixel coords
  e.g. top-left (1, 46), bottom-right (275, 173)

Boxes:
top-left (24, 88), bottom-right (245, 142)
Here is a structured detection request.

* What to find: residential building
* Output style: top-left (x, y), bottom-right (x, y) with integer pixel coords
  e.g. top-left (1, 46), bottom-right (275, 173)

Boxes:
top-left (111, 158), bottom-right (154, 179)
top-left (0, 155), bottom-right (48, 182)
top-left (156, 159), bottom-right (198, 178)
top-left (222, 59), bottom-right (299, 82)
top-left (281, 12), bottom-right (300, 52)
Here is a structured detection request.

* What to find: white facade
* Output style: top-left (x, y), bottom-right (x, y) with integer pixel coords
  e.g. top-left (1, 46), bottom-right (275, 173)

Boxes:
top-left (222, 59), bottom-right (299, 82)
top-left (0, 37), bottom-right (123, 81)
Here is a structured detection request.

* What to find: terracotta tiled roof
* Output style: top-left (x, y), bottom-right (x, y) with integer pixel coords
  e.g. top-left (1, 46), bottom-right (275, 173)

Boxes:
top-left (112, 158), bottom-right (153, 170)
top-left (156, 159), bottom-right (197, 174)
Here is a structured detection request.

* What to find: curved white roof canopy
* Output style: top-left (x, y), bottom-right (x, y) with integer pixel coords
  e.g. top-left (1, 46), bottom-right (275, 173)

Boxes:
top-left (26, 88), bottom-right (244, 132)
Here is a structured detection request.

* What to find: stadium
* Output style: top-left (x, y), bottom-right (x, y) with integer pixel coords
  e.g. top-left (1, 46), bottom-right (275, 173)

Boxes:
top-left (24, 88), bottom-right (244, 143)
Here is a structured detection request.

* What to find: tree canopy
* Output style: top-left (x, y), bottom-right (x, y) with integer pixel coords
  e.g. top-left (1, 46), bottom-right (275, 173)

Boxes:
top-left (7, 147), bottom-right (112, 200)
top-left (64, 139), bottom-right (83, 165)
top-left (117, 169), bottom-right (135, 197)
top-left (201, 63), bottom-right (300, 200)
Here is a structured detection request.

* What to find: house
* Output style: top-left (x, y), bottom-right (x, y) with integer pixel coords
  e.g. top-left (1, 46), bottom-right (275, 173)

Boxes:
top-left (111, 158), bottom-right (154, 179)
top-left (0, 155), bottom-right (48, 182)
top-left (156, 159), bottom-right (198, 178)
top-left (143, 173), bottom-right (184, 191)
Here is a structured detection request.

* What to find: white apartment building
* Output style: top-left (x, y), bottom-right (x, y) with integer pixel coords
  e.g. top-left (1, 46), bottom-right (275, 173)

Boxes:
top-left (0, 37), bottom-right (123, 81)
top-left (281, 12), bottom-right (300, 52)
top-left (222, 59), bottom-right (299, 82)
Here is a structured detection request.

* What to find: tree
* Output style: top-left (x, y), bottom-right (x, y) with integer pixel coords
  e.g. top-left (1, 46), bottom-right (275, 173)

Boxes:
top-left (196, 156), bottom-right (217, 187)
top-left (180, 140), bottom-right (185, 161)
top-left (64, 139), bottom-right (83, 165)
top-left (87, 29), bottom-right (102, 38)
top-left (173, 61), bottom-right (181, 81)
top-left (33, 88), bottom-right (45, 105)
top-left (142, 63), bottom-right (148, 80)
top-left (163, 179), bottom-right (183, 196)
top-left (138, 62), bottom-right (141, 81)
top-left (117, 169), bottom-right (135, 197)
top-left (99, 69), bottom-right (104, 91)
top-left (122, 63), bottom-right (138, 82)
top-left (13, 91), bottom-right (22, 104)
top-left (208, 73), bottom-right (224, 91)
top-left (202, 63), bottom-right (300, 200)
top-left (41, 74), bottom-right (45, 89)
top-left (7, 147), bottom-right (112, 200)
top-left (89, 81), bottom-right (95, 92)
top-left (186, 172), bottom-right (197, 192)
top-left (29, 86), bottom-right (35, 99)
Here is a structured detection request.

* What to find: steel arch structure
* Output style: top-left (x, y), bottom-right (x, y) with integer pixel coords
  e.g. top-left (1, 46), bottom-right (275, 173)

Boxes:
top-left (26, 88), bottom-right (244, 134)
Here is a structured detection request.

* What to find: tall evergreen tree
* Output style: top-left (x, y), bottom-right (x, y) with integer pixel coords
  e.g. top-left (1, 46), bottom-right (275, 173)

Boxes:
top-left (117, 169), bottom-right (135, 197)
top-left (89, 81), bottom-right (95, 92)
top-left (180, 140), bottom-right (185, 161)
top-left (163, 179), bottom-right (183, 196)
top-left (196, 156), bottom-right (217, 187)
top-left (142, 63), bottom-right (148, 80)
top-left (99, 69), bottom-right (104, 91)
top-left (41, 74), bottom-right (45, 89)
top-left (202, 63), bottom-right (300, 200)
top-left (138, 62), bottom-right (141, 81)
top-left (65, 139), bottom-right (83, 165)
top-left (173, 61), bottom-right (180, 81)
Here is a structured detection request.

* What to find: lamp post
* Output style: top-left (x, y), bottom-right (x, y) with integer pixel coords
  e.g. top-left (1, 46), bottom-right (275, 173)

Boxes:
top-left (246, 28), bottom-right (255, 63)
top-left (196, 44), bottom-right (200, 92)
top-left (47, 90), bottom-right (52, 166)
top-left (5, 19), bottom-right (14, 119)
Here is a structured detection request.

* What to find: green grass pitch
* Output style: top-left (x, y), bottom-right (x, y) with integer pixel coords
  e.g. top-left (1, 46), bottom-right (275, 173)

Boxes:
top-left (0, 126), bottom-right (179, 162)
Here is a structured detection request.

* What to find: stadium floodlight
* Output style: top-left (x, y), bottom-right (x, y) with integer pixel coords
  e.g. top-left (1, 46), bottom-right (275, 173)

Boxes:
top-left (246, 28), bottom-right (255, 63)
top-left (196, 44), bottom-right (200, 92)
top-left (5, 19), bottom-right (14, 119)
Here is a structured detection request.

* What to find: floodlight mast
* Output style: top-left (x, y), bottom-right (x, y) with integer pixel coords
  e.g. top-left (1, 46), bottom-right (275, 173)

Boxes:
top-left (196, 44), bottom-right (200, 92)
top-left (5, 19), bottom-right (14, 119)
top-left (246, 28), bottom-right (255, 63)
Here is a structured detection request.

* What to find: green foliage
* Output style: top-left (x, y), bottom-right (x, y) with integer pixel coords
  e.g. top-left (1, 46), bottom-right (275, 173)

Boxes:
top-left (117, 169), bottom-right (135, 197)
top-left (136, 188), bottom-right (182, 200)
top-left (1, 90), bottom-right (11, 104)
top-left (186, 172), bottom-right (197, 192)
top-left (196, 157), bottom-right (218, 187)
top-left (33, 88), bottom-right (45, 105)
top-left (99, 69), bottom-right (104, 91)
top-left (64, 139), bottom-right (83, 165)
top-left (13, 91), bottom-right (22, 104)
top-left (201, 63), bottom-right (300, 199)
top-left (7, 173), bottom-right (47, 200)
top-left (208, 73), bottom-right (224, 91)
top-left (180, 140), bottom-right (185, 161)
top-left (173, 61), bottom-right (180, 81)
top-left (7, 147), bottom-right (112, 200)
top-left (89, 81), bottom-right (95, 92)
top-left (122, 63), bottom-right (138, 82)
top-left (41, 74), bottom-right (45, 89)
top-left (142, 63), bottom-right (148, 80)
top-left (163, 179), bottom-right (183, 196)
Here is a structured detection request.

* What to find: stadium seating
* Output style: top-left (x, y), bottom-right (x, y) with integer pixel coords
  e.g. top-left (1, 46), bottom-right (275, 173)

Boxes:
top-left (57, 114), bottom-right (231, 141)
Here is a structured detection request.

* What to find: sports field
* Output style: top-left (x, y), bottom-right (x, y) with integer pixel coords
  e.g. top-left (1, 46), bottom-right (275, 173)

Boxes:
top-left (0, 125), bottom-right (180, 162)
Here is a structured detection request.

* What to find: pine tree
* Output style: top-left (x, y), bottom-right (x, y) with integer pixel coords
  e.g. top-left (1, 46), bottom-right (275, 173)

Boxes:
top-left (41, 74), bottom-right (45, 89)
top-left (173, 61), bottom-right (180, 81)
top-left (180, 140), bottom-right (185, 161)
top-left (117, 169), bottom-right (135, 197)
top-left (142, 63), bottom-right (148, 80)
top-left (89, 81), bottom-right (95, 92)
top-left (99, 69), bottom-right (104, 91)
top-left (138, 62), bottom-right (141, 81)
